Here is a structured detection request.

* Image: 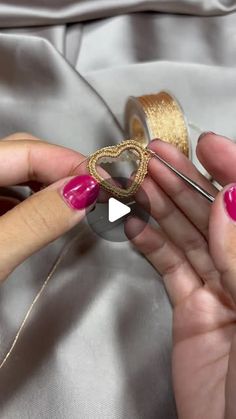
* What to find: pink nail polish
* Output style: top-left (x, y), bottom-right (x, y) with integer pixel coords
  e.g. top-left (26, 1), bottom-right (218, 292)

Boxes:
top-left (223, 185), bottom-right (236, 222)
top-left (62, 175), bottom-right (100, 210)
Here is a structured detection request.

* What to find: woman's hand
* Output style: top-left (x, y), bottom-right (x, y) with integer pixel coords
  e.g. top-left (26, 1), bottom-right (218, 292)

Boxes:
top-left (0, 133), bottom-right (99, 282)
top-left (125, 133), bottom-right (236, 419)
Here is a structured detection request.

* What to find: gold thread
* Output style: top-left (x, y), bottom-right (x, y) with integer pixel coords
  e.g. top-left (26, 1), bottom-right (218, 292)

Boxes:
top-left (0, 234), bottom-right (79, 370)
top-left (125, 91), bottom-right (190, 156)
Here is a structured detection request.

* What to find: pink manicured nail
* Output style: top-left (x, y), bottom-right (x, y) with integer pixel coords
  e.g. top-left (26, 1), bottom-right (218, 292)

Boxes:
top-left (62, 175), bottom-right (100, 210)
top-left (224, 185), bottom-right (236, 222)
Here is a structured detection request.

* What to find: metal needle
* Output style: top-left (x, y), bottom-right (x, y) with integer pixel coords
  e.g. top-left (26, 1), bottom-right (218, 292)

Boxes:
top-left (148, 149), bottom-right (215, 203)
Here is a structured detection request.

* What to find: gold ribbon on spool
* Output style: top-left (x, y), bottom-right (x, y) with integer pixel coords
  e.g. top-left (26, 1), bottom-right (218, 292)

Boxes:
top-left (124, 91), bottom-right (190, 158)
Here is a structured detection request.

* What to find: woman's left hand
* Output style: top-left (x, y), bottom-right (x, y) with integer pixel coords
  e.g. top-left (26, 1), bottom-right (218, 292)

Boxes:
top-left (0, 133), bottom-right (100, 282)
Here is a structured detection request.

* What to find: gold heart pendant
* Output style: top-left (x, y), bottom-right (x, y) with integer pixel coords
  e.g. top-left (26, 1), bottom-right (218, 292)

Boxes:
top-left (87, 139), bottom-right (151, 199)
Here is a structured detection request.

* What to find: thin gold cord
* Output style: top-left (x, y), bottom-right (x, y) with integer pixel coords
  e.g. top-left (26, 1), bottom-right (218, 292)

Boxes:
top-left (0, 233), bottom-right (80, 370)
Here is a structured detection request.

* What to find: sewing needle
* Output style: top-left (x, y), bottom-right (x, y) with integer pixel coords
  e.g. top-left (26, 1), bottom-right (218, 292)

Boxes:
top-left (148, 149), bottom-right (215, 203)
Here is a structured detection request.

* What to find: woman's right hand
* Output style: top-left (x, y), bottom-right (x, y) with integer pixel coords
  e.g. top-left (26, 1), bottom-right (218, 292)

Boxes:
top-left (0, 133), bottom-right (100, 282)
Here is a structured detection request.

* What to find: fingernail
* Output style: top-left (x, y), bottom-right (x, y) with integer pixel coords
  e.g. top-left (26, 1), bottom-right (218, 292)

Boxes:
top-left (198, 132), bottom-right (216, 143)
top-left (149, 138), bottom-right (163, 144)
top-left (224, 184), bottom-right (236, 222)
top-left (62, 175), bottom-right (100, 210)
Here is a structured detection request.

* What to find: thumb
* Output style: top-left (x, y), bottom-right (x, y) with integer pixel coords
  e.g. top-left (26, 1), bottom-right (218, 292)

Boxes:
top-left (209, 184), bottom-right (236, 302)
top-left (0, 174), bottom-right (99, 281)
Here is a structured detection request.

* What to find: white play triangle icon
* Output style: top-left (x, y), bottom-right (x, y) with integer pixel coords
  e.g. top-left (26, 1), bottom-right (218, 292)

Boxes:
top-left (108, 197), bottom-right (131, 223)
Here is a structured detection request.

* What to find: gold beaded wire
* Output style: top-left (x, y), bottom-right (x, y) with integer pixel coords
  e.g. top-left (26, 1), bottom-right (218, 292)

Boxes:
top-left (87, 139), bottom-right (151, 199)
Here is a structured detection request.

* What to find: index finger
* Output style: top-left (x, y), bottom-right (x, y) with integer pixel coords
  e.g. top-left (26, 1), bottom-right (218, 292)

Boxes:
top-left (0, 138), bottom-right (87, 186)
top-left (147, 139), bottom-right (218, 237)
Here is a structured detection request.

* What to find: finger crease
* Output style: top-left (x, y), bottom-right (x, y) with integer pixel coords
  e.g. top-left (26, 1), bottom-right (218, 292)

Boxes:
top-left (167, 184), bottom-right (187, 201)
top-left (144, 233), bottom-right (166, 257)
top-left (163, 256), bottom-right (186, 277)
top-left (184, 237), bottom-right (207, 253)
top-left (201, 267), bottom-right (220, 282)
top-left (26, 143), bottom-right (35, 180)
top-left (157, 204), bottom-right (176, 223)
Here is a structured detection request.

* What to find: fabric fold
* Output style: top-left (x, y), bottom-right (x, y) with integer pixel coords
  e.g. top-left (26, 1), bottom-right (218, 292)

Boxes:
top-left (0, 2), bottom-right (235, 418)
top-left (0, 0), bottom-right (235, 28)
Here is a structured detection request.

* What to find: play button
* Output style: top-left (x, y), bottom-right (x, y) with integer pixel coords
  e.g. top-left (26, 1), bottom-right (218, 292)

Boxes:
top-left (86, 176), bottom-right (150, 242)
top-left (108, 198), bottom-right (131, 222)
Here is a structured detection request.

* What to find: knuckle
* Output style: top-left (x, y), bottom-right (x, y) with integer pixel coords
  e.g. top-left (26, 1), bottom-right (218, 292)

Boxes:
top-left (158, 204), bottom-right (175, 222)
top-left (201, 267), bottom-right (219, 283)
top-left (168, 184), bottom-right (186, 201)
top-left (18, 196), bottom-right (57, 239)
top-left (163, 256), bottom-right (185, 276)
top-left (131, 232), bottom-right (155, 254)
top-left (183, 235), bottom-right (207, 253)
top-left (131, 231), bottom-right (148, 250)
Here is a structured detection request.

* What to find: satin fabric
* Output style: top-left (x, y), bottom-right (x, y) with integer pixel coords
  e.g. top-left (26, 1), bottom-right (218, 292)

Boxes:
top-left (0, 1), bottom-right (235, 418)
top-left (0, 0), bottom-right (235, 28)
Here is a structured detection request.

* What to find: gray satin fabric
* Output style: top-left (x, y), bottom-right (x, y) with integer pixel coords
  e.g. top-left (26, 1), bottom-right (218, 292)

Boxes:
top-left (0, 1), bottom-right (235, 418)
top-left (0, 0), bottom-right (235, 28)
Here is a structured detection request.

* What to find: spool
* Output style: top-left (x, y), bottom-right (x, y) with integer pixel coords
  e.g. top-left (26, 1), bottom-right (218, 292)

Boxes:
top-left (124, 91), bottom-right (191, 159)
